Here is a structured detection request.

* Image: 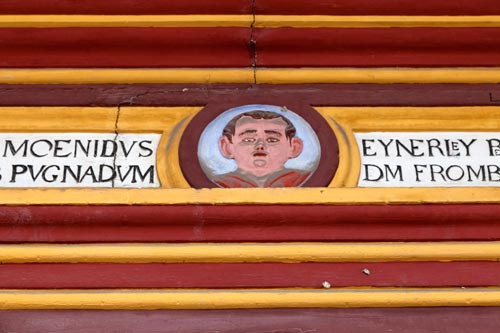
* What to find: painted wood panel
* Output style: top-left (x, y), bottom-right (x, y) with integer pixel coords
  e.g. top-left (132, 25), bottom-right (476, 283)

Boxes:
top-left (0, 84), bottom-right (497, 106)
top-left (0, 262), bottom-right (498, 288)
top-left (255, 28), bottom-right (500, 67)
top-left (0, 28), bottom-right (252, 68)
top-left (0, 0), bottom-right (252, 14)
top-left (3, 308), bottom-right (500, 333)
top-left (0, 205), bottom-right (499, 242)
top-left (0, 0), bottom-right (499, 324)
top-left (255, 0), bottom-right (500, 15)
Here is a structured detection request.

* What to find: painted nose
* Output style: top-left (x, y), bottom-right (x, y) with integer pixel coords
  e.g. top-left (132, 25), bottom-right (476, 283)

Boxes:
top-left (255, 138), bottom-right (266, 150)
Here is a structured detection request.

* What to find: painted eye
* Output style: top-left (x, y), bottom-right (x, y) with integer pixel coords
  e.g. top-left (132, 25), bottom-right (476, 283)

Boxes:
top-left (242, 138), bottom-right (255, 143)
top-left (267, 137), bottom-right (279, 143)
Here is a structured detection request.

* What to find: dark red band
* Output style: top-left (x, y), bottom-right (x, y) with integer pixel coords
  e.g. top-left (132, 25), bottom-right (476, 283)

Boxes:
top-left (1, 205), bottom-right (500, 242)
top-left (0, 262), bottom-right (498, 288)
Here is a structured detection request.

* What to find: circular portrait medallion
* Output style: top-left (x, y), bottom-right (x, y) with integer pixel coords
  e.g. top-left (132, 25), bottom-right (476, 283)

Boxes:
top-left (198, 104), bottom-right (320, 188)
top-left (179, 103), bottom-right (338, 188)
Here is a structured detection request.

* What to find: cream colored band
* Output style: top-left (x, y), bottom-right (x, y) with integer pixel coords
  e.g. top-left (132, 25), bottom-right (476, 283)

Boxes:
top-left (2, 241), bottom-right (500, 263)
top-left (1, 288), bottom-right (500, 309)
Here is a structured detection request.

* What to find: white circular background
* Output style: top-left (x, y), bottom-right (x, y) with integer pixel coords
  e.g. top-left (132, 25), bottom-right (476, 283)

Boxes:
top-left (198, 104), bottom-right (321, 178)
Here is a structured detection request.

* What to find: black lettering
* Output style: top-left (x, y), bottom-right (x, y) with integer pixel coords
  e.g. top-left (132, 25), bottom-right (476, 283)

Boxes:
top-left (99, 164), bottom-right (116, 182)
top-left (81, 165), bottom-right (98, 183)
top-left (429, 164), bottom-right (446, 182)
top-left (489, 92), bottom-right (500, 103)
top-left (30, 140), bottom-right (53, 157)
top-left (361, 139), bottom-right (376, 157)
top-left (132, 165), bottom-right (155, 184)
top-left (459, 139), bottom-right (476, 156)
top-left (53, 140), bottom-right (71, 157)
top-left (138, 140), bottom-right (154, 157)
top-left (4, 140), bottom-right (28, 157)
top-left (94, 140), bottom-right (99, 158)
top-left (100, 140), bottom-right (117, 158)
top-left (42, 165), bottom-right (60, 182)
top-left (445, 140), bottom-right (460, 157)
top-left (10, 164), bottom-right (27, 182)
top-left (62, 165), bottom-right (82, 183)
top-left (74, 140), bottom-right (91, 158)
top-left (427, 139), bottom-right (444, 157)
top-left (384, 164), bottom-right (403, 181)
top-left (362, 164), bottom-right (384, 182)
top-left (120, 140), bottom-right (137, 158)
top-left (414, 164), bottom-right (427, 182)
top-left (466, 165), bottom-right (486, 182)
top-left (487, 139), bottom-right (500, 156)
top-left (487, 165), bottom-right (500, 181)
top-left (116, 165), bottom-right (135, 182)
top-left (28, 165), bottom-right (45, 181)
top-left (445, 165), bottom-right (465, 181)
top-left (409, 140), bottom-right (424, 157)
top-left (377, 139), bottom-right (393, 157)
top-left (395, 140), bottom-right (416, 157)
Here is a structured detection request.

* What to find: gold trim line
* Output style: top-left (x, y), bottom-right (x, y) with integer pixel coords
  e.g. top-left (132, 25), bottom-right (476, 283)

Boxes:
top-left (2, 68), bottom-right (500, 84)
top-left (0, 15), bottom-right (252, 28)
top-left (0, 188), bottom-right (499, 205)
top-left (2, 288), bottom-right (500, 309)
top-left (1, 15), bottom-right (500, 28)
top-left (2, 241), bottom-right (500, 263)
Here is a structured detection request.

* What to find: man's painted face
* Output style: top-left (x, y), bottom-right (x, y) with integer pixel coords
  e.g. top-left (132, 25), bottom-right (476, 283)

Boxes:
top-left (219, 116), bottom-right (303, 177)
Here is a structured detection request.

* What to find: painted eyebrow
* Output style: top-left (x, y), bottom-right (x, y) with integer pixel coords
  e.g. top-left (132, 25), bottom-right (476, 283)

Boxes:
top-left (238, 129), bottom-right (257, 136)
top-left (264, 130), bottom-right (282, 136)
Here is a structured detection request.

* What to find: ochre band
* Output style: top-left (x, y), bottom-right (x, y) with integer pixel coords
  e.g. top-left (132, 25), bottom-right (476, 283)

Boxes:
top-left (1, 288), bottom-right (500, 309)
top-left (1, 15), bottom-right (500, 28)
top-left (2, 241), bottom-right (500, 263)
top-left (2, 68), bottom-right (500, 84)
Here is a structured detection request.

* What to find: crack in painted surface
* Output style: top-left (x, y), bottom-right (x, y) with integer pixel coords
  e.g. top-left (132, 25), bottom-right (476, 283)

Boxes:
top-left (250, 0), bottom-right (257, 84)
top-left (111, 105), bottom-right (121, 188)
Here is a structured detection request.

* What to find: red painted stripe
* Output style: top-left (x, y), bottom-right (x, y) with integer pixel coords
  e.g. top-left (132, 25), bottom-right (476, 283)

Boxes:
top-left (0, 84), bottom-right (497, 107)
top-left (0, 28), bottom-right (252, 68)
top-left (0, 0), bottom-right (495, 15)
top-left (0, 0), bottom-right (251, 14)
top-left (1, 28), bottom-right (499, 67)
top-left (256, 0), bottom-right (500, 15)
top-left (0, 262), bottom-right (497, 288)
top-left (1, 205), bottom-right (499, 242)
top-left (255, 28), bottom-right (500, 67)
top-left (2, 308), bottom-right (500, 332)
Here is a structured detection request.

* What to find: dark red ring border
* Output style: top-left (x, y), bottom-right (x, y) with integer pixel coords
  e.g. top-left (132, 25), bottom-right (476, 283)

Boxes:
top-left (179, 99), bottom-right (339, 188)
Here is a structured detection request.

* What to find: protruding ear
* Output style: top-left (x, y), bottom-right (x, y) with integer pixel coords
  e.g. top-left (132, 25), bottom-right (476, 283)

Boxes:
top-left (289, 137), bottom-right (303, 158)
top-left (219, 136), bottom-right (234, 159)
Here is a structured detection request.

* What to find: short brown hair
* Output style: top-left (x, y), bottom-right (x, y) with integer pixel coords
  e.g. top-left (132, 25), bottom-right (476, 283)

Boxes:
top-left (222, 110), bottom-right (296, 143)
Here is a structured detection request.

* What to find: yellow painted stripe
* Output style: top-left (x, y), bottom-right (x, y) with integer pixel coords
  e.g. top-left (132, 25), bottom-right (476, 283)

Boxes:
top-left (0, 15), bottom-right (252, 28)
top-left (256, 67), bottom-right (500, 84)
top-left (1, 15), bottom-right (500, 28)
top-left (0, 68), bottom-right (254, 84)
top-left (2, 288), bottom-right (500, 309)
top-left (255, 15), bottom-right (500, 28)
top-left (2, 242), bottom-right (500, 263)
top-left (0, 188), bottom-right (498, 205)
top-left (2, 68), bottom-right (500, 84)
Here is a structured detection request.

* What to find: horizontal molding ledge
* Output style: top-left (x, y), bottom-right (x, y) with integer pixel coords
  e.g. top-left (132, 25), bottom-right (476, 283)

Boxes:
top-left (256, 15), bottom-right (500, 28)
top-left (1, 288), bottom-right (500, 309)
top-left (1, 15), bottom-right (500, 28)
top-left (2, 242), bottom-right (500, 263)
top-left (0, 188), bottom-right (499, 205)
top-left (2, 68), bottom-right (500, 84)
